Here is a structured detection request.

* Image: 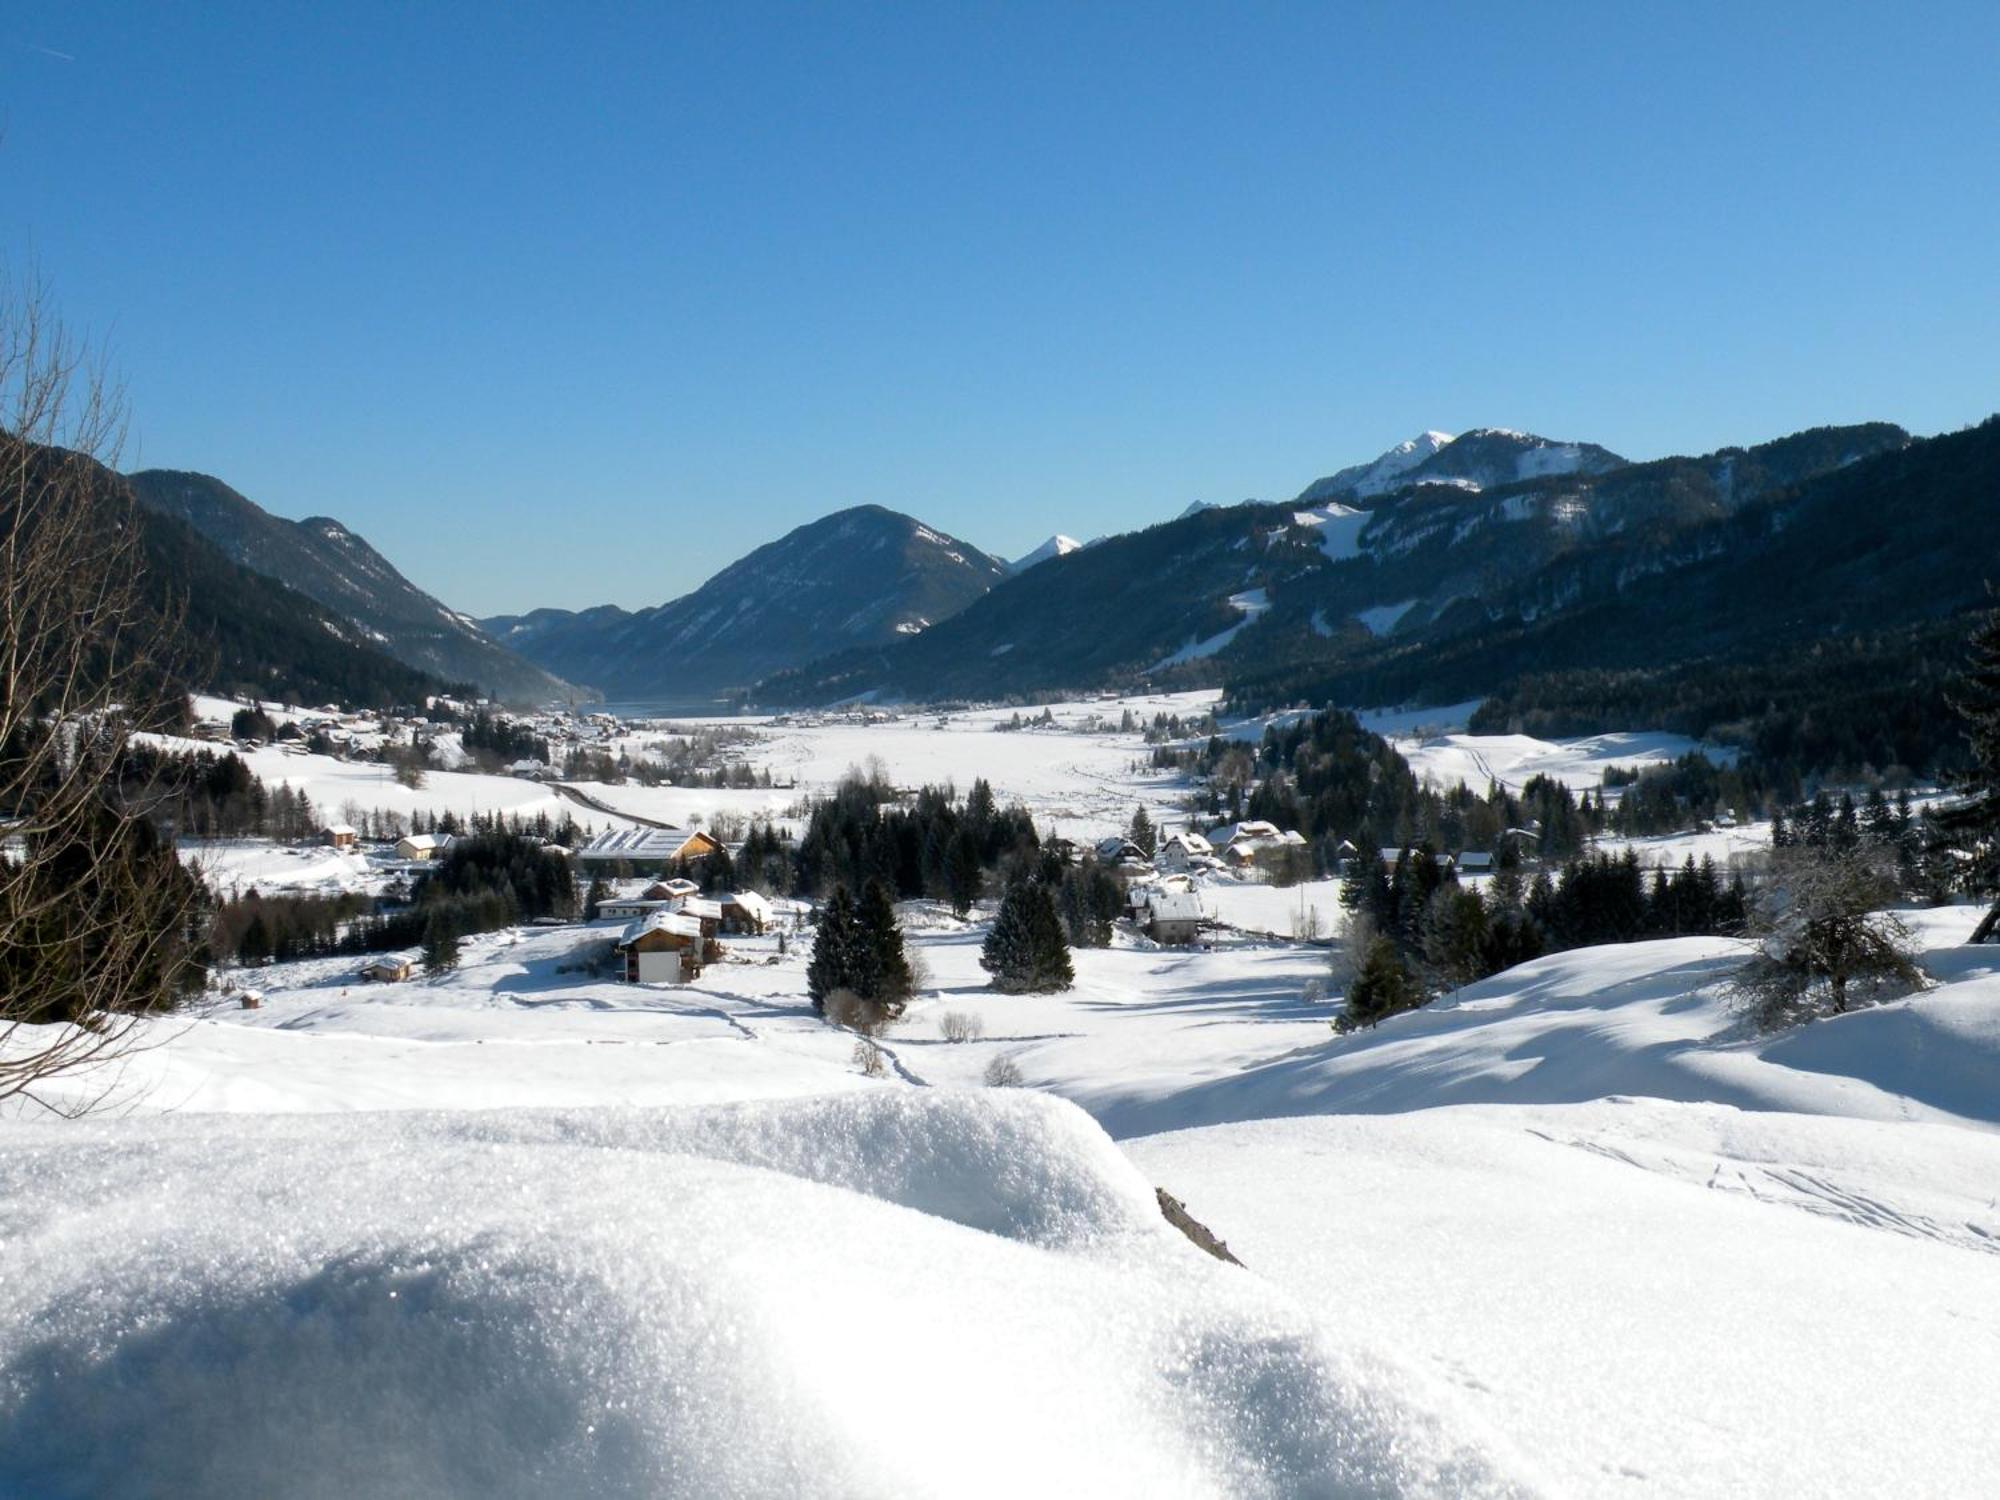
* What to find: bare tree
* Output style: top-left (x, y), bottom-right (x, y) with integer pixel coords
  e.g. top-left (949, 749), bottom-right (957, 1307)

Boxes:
top-left (0, 275), bottom-right (206, 1111)
top-left (1732, 845), bottom-right (1927, 1029)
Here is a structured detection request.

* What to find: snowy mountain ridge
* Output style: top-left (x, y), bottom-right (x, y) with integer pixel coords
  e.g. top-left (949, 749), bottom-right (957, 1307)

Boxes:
top-left (1007, 534), bottom-right (1084, 574)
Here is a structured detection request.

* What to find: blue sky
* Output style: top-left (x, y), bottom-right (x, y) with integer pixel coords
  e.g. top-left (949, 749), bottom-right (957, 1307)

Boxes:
top-left (5, 3), bottom-right (1996, 614)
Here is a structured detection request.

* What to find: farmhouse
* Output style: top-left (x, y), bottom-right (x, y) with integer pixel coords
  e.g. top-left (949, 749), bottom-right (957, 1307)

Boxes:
top-left (1146, 889), bottom-right (1205, 946)
top-left (721, 890), bottom-right (773, 935)
top-left (615, 909), bottom-right (708, 984)
top-left (1154, 830), bottom-right (1214, 873)
top-left (575, 826), bottom-right (726, 870)
top-left (599, 894), bottom-right (671, 921)
top-left (396, 833), bottom-right (447, 862)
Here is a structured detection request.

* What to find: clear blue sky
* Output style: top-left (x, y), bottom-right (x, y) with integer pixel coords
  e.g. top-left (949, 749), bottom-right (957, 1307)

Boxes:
top-left (5, 2), bottom-right (1997, 615)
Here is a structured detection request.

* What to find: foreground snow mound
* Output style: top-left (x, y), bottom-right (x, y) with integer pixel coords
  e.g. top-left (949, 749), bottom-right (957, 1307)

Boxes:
top-left (0, 1091), bottom-right (1526, 1499)
top-left (1130, 1101), bottom-right (2000, 1497)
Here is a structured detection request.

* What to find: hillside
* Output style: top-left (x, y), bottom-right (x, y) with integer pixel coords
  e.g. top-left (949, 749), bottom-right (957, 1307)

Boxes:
top-left (5, 439), bottom-right (458, 711)
top-left (486, 505), bottom-right (1007, 701)
top-left (127, 470), bottom-right (571, 705)
top-left (1231, 418), bottom-right (1987, 773)
top-left (757, 422), bottom-right (1905, 708)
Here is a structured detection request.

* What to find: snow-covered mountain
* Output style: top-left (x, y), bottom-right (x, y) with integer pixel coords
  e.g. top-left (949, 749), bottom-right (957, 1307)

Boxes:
top-left (759, 420), bottom-right (1914, 705)
top-left (126, 469), bottom-right (572, 704)
top-left (1007, 534), bottom-right (1084, 574)
top-left (1297, 428), bottom-right (1624, 504)
top-left (1296, 430), bottom-right (1453, 503)
top-left (485, 506), bottom-right (1007, 700)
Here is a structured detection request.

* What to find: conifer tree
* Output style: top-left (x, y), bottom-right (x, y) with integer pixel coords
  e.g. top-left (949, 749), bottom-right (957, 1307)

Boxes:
top-left (1026, 882), bottom-right (1075, 991)
top-left (806, 884), bottom-right (860, 1011)
top-left (1338, 937), bottom-right (1422, 1030)
top-left (982, 880), bottom-right (1074, 993)
top-left (421, 911), bottom-right (460, 975)
top-left (854, 878), bottom-right (914, 1011)
top-left (945, 829), bottom-right (983, 918)
top-left (1940, 599), bottom-right (2000, 940)
top-left (1128, 805), bottom-right (1157, 858)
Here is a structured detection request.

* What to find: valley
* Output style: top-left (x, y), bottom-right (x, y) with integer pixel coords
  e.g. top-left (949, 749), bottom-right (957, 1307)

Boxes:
top-left (13, 687), bottom-right (2000, 1493)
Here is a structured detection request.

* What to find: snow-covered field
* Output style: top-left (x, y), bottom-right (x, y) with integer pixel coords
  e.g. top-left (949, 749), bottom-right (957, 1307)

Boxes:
top-left (1391, 728), bottom-right (1733, 795)
top-left (11, 692), bottom-right (1999, 1495)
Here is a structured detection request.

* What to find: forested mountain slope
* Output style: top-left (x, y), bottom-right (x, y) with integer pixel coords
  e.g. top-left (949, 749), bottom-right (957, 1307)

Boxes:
top-left (128, 469), bottom-right (569, 704)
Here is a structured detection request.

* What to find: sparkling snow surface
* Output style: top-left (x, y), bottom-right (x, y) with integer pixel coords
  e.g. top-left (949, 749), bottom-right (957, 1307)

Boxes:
top-left (11, 692), bottom-right (2000, 1495)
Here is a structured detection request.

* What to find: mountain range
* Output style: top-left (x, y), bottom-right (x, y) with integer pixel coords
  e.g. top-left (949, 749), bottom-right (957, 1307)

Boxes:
top-left (482, 506), bottom-right (1007, 702)
top-left (752, 421), bottom-right (1918, 707)
top-left (104, 412), bottom-right (1990, 749)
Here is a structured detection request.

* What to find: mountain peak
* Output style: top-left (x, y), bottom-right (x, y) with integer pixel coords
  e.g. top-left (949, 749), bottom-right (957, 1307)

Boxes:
top-left (1296, 431), bottom-right (1455, 504)
top-left (1298, 428), bottom-right (1625, 504)
top-left (1007, 534), bottom-right (1083, 574)
top-left (493, 507), bottom-right (1007, 699)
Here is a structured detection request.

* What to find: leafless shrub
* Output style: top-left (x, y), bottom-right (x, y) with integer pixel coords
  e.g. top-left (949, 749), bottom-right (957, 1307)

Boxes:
top-left (851, 1037), bottom-right (887, 1078)
top-left (824, 987), bottom-right (896, 1037)
top-left (1, 275), bottom-right (205, 1113)
top-left (939, 1010), bottom-right (985, 1043)
top-left (983, 1053), bottom-right (1025, 1088)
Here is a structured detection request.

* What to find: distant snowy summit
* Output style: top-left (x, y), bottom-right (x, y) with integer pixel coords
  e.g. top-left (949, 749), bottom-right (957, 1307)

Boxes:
top-left (1006, 534), bottom-right (1084, 574)
top-left (1297, 430), bottom-right (1454, 503)
top-left (1297, 428), bottom-right (1625, 504)
top-left (1177, 498), bottom-right (1260, 521)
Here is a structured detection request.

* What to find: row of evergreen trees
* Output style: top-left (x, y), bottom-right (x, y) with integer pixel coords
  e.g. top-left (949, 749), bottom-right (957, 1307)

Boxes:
top-left (1337, 846), bottom-right (1750, 1029)
top-left (212, 829), bottom-right (576, 967)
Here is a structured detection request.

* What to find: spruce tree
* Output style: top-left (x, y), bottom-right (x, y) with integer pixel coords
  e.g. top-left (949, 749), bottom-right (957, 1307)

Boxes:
top-left (1941, 599), bottom-right (2000, 940)
top-left (981, 881), bottom-right (1037, 992)
top-left (854, 878), bottom-right (914, 1011)
top-left (1025, 882), bottom-right (1075, 991)
top-left (806, 884), bottom-right (859, 1011)
top-left (1339, 937), bottom-right (1422, 1030)
top-left (1128, 805), bottom-right (1157, 858)
top-left (421, 911), bottom-right (460, 975)
top-left (944, 829), bottom-right (983, 918)
top-left (982, 879), bottom-right (1071, 993)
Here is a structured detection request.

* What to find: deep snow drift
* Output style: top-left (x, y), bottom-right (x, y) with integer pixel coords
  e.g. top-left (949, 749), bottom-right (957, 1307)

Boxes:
top-left (0, 1092), bottom-right (1529, 1499)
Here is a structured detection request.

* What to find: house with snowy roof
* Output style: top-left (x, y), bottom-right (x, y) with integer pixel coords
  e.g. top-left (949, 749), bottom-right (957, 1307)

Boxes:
top-left (1145, 889), bottom-right (1205, 945)
top-left (615, 909), bottom-right (708, 983)
top-left (1154, 830), bottom-right (1214, 873)
top-left (721, 890), bottom-right (773, 935)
